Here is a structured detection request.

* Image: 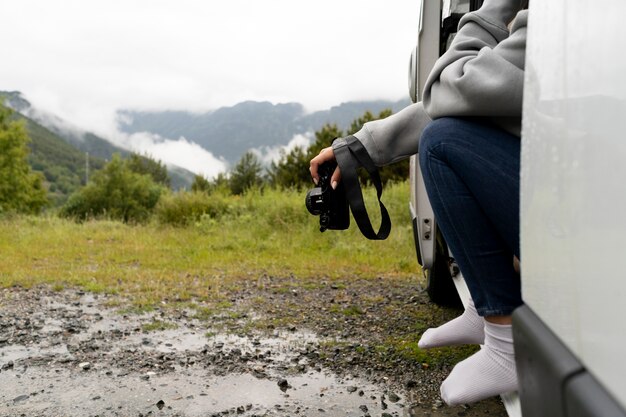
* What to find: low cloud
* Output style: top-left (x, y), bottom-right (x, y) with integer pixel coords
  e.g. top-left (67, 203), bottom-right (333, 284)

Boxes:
top-left (111, 132), bottom-right (229, 180)
top-left (251, 133), bottom-right (313, 166)
top-left (13, 94), bottom-right (229, 180)
top-left (20, 105), bottom-right (86, 143)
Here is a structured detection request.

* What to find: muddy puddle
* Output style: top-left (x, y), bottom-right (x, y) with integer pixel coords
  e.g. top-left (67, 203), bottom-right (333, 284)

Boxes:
top-left (0, 289), bottom-right (409, 417)
top-left (1, 365), bottom-right (411, 417)
top-left (0, 286), bottom-right (506, 417)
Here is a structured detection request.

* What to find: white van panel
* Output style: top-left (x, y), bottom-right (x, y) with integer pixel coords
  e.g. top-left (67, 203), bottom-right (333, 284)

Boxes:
top-left (520, 0), bottom-right (626, 409)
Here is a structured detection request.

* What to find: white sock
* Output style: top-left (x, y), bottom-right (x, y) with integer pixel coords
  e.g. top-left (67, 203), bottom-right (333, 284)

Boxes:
top-left (418, 299), bottom-right (485, 349)
top-left (440, 320), bottom-right (518, 406)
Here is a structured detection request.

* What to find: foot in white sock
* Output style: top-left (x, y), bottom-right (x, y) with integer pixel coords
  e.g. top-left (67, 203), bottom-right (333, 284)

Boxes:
top-left (418, 299), bottom-right (485, 349)
top-left (440, 320), bottom-right (518, 406)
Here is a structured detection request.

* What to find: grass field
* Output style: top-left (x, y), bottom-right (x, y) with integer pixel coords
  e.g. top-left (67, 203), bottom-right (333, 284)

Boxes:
top-left (0, 181), bottom-right (421, 309)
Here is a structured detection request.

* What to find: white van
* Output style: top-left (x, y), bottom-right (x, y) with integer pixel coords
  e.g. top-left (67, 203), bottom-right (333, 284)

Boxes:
top-left (408, 1), bottom-right (626, 415)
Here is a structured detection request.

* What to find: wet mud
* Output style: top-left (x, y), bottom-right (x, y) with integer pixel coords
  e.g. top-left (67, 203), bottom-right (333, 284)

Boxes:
top-left (0, 284), bottom-right (507, 416)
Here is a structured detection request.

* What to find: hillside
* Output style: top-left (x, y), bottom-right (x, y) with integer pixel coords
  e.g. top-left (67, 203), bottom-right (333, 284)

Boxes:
top-left (1, 91), bottom-right (196, 194)
top-left (3, 90), bottom-right (130, 161)
top-left (4, 104), bottom-right (107, 206)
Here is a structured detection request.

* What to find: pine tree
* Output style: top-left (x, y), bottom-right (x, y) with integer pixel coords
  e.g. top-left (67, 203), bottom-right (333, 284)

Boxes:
top-left (125, 152), bottom-right (171, 187)
top-left (305, 123), bottom-right (343, 161)
top-left (229, 151), bottom-right (263, 195)
top-left (267, 123), bottom-right (343, 190)
top-left (191, 174), bottom-right (212, 193)
top-left (268, 146), bottom-right (311, 189)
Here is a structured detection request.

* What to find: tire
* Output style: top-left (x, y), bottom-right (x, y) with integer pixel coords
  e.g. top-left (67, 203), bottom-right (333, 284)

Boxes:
top-left (425, 230), bottom-right (462, 308)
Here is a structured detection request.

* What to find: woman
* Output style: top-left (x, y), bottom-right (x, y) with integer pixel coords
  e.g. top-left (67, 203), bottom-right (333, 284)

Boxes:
top-left (310, 0), bottom-right (529, 406)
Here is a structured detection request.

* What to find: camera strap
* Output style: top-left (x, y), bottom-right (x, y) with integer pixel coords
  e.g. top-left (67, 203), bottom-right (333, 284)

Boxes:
top-left (333, 135), bottom-right (391, 240)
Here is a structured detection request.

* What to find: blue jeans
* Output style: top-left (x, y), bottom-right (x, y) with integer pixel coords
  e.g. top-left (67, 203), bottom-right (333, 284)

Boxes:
top-left (419, 117), bottom-right (522, 316)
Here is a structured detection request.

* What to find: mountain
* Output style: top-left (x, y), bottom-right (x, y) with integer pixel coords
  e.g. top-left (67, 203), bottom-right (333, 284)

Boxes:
top-left (118, 99), bottom-right (411, 164)
top-left (2, 90), bottom-right (130, 162)
top-left (3, 90), bottom-right (411, 189)
top-left (1, 91), bottom-right (196, 193)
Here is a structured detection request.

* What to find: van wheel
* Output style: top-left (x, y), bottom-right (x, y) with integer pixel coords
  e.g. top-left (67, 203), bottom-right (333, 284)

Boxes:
top-left (426, 231), bottom-right (462, 308)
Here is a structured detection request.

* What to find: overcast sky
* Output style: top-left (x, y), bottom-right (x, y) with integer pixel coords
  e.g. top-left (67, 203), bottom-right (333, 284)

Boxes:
top-left (1, 0), bottom-right (418, 177)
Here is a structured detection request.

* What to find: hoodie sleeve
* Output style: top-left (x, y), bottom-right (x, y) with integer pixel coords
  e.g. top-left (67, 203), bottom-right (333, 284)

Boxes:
top-left (423, 1), bottom-right (528, 118)
top-left (333, 102), bottom-right (432, 167)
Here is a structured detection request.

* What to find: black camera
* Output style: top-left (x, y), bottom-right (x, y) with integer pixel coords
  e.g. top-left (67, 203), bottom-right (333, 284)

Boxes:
top-left (305, 162), bottom-right (350, 232)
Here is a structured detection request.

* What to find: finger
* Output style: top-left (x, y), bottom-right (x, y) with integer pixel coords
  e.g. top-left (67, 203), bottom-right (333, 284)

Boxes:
top-left (309, 159), bottom-right (320, 184)
top-left (331, 166), bottom-right (342, 190)
top-left (309, 147), bottom-right (335, 184)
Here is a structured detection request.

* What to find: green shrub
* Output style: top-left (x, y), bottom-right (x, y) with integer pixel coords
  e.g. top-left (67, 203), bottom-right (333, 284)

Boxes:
top-left (237, 188), bottom-right (309, 230)
top-left (60, 154), bottom-right (163, 223)
top-left (155, 190), bottom-right (232, 226)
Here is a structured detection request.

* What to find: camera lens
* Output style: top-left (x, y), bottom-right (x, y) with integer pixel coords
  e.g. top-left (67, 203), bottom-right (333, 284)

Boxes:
top-left (305, 187), bottom-right (324, 215)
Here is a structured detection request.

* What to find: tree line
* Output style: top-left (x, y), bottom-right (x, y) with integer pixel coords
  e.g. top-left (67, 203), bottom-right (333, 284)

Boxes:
top-left (0, 104), bottom-right (409, 224)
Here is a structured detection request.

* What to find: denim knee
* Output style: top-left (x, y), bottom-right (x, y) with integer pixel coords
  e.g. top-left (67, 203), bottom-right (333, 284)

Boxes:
top-left (419, 117), bottom-right (458, 165)
top-left (419, 117), bottom-right (448, 156)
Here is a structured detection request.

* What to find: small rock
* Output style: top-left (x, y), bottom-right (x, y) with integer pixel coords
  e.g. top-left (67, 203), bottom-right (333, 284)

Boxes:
top-left (156, 400), bottom-right (165, 410)
top-left (78, 362), bottom-right (91, 371)
top-left (13, 394), bottom-right (29, 403)
top-left (388, 392), bottom-right (401, 403)
top-left (347, 386), bottom-right (358, 393)
top-left (277, 379), bottom-right (290, 391)
top-left (359, 404), bottom-right (368, 412)
top-left (432, 399), bottom-right (444, 409)
top-left (405, 379), bottom-right (417, 389)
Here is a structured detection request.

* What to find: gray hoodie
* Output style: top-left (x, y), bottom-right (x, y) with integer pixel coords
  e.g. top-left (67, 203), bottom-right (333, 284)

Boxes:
top-left (333, 0), bottom-right (528, 167)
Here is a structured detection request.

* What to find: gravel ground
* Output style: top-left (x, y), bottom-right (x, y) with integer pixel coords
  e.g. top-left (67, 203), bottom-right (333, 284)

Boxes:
top-left (0, 280), bottom-right (507, 417)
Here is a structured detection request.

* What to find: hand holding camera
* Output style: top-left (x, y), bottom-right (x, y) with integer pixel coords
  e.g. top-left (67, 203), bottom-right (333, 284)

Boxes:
top-left (309, 146), bottom-right (341, 189)
top-left (306, 137), bottom-right (391, 240)
top-left (305, 159), bottom-right (350, 232)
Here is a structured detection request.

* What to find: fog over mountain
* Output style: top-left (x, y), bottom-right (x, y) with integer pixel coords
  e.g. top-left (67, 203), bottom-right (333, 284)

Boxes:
top-left (1, 90), bottom-right (197, 190)
top-left (2, 91), bottom-right (227, 180)
top-left (3, 91), bottom-right (129, 161)
top-left (117, 99), bottom-right (410, 165)
top-left (3, 90), bottom-right (410, 179)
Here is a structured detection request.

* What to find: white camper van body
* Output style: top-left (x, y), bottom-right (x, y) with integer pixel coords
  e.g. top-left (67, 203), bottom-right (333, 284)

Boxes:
top-left (409, 0), bottom-right (626, 415)
top-left (514, 0), bottom-right (626, 415)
